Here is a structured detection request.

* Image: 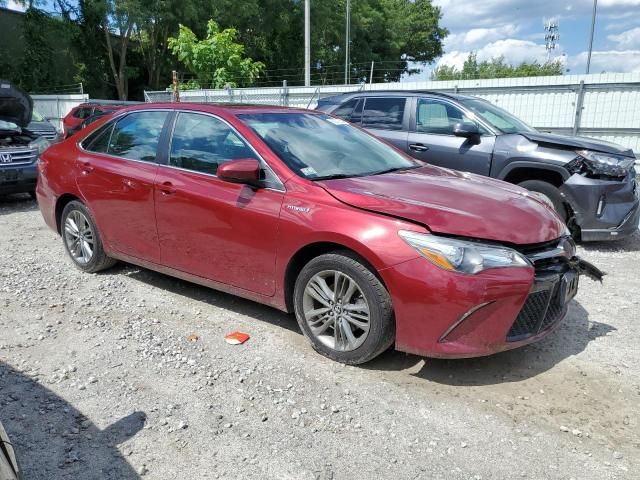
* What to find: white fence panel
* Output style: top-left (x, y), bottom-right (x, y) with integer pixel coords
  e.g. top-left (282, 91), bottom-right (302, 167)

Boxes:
top-left (31, 94), bottom-right (89, 131)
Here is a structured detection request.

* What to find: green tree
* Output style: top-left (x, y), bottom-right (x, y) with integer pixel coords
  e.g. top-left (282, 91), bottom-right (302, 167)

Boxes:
top-left (432, 52), bottom-right (564, 81)
top-left (168, 20), bottom-right (265, 88)
top-left (134, 0), bottom-right (199, 90)
top-left (201, 0), bottom-right (447, 85)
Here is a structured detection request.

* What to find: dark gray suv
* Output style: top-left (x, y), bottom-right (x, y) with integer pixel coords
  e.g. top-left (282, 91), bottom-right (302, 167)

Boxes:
top-left (317, 91), bottom-right (639, 241)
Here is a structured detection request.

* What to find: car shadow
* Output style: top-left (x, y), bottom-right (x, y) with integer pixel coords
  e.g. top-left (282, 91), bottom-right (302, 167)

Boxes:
top-left (104, 263), bottom-right (300, 334)
top-left (0, 361), bottom-right (144, 479)
top-left (0, 194), bottom-right (38, 216)
top-left (363, 300), bottom-right (615, 386)
top-left (580, 229), bottom-right (640, 253)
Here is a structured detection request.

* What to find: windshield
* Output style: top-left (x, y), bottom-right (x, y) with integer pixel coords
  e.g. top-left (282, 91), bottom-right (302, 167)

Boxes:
top-left (238, 112), bottom-right (419, 180)
top-left (31, 110), bottom-right (45, 122)
top-left (461, 99), bottom-right (535, 134)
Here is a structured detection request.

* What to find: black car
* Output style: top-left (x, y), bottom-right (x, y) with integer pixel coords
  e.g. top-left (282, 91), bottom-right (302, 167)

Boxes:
top-left (0, 420), bottom-right (20, 480)
top-left (317, 91), bottom-right (639, 241)
top-left (0, 81), bottom-right (49, 198)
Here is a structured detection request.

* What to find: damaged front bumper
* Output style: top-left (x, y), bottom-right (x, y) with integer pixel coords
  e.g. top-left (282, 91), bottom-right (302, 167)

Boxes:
top-left (560, 169), bottom-right (639, 241)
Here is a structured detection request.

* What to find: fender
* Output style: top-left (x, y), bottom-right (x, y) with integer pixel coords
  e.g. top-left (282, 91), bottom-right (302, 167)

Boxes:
top-left (497, 160), bottom-right (570, 182)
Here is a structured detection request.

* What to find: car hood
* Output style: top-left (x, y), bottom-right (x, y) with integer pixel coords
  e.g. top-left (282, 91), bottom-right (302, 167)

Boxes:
top-left (319, 166), bottom-right (566, 245)
top-left (0, 80), bottom-right (32, 128)
top-left (521, 131), bottom-right (634, 157)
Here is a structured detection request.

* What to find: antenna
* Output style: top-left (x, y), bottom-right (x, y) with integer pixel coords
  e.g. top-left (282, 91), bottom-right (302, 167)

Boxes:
top-left (544, 19), bottom-right (560, 62)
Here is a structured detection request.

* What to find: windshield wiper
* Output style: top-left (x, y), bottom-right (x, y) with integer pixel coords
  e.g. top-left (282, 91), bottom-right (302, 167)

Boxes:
top-left (370, 165), bottom-right (420, 176)
top-left (312, 173), bottom-right (357, 181)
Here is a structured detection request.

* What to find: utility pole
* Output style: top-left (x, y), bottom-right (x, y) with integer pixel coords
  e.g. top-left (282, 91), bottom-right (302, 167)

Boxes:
top-left (586, 0), bottom-right (598, 74)
top-left (172, 70), bottom-right (180, 103)
top-left (369, 61), bottom-right (374, 85)
top-left (344, 0), bottom-right (350, 85)
top-left (304, 0), bottom-right (311, 86)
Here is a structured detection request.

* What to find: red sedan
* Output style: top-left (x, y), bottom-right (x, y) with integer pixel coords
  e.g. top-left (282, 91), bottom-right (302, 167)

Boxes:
top-left (36, 104), bottom-right (601, 364)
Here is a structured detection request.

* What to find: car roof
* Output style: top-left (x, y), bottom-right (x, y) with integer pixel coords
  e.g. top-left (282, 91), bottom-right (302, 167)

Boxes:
top-left (319, 90), bottom-right (479, 102)
top-left (117, 103), bottom-right (315, 115)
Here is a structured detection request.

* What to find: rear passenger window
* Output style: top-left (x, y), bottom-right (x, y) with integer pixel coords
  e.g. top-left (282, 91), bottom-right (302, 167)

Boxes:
top-left (82, 124), bottom-right (113, 153)
top-left (108, 111), bottom-right (168, 162)
top-left (73, 107), bottom-right (92, 119)
top-left (362, 97), bottom-right (406, 130)
top-left (169, 112), bottom-right (257, 175)
top-left (332, 98), bottom-right (360, 120)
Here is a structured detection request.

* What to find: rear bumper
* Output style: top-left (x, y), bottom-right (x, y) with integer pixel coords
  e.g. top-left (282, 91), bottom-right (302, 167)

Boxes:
top-left (0, 164), bottom-right (37, 195)
top-left (561, 170), bottom-right (639, 241)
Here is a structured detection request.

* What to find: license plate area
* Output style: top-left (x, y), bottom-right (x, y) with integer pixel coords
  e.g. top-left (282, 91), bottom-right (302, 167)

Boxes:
top-left (560, 271), bottom-right (579, 305)
top-left (0, 169), bottom-right (21, 182)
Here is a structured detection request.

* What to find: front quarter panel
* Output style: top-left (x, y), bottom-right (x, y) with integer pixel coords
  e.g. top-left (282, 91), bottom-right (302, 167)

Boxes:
top-left (274, 180), bottom-right (423, 304)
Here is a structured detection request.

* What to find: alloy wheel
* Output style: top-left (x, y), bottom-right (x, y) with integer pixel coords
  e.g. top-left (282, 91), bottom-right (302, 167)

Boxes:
top-left (64, 210), bottom-right (95, 264)
top-left (302, 270), bottom-right (371, 352)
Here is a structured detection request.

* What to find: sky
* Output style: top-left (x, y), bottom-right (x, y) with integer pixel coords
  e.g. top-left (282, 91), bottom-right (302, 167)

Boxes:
top-left (430, 0), bottom-right (640, 75)
top-left (5, 0), bottom-right (640, 76)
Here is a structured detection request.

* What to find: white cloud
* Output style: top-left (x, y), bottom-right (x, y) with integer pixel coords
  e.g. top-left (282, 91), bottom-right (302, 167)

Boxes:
top-left (6, 0), bottom-right (26, 11)
top-left (569, 50), bottom-right (640, 72)
top-left (608, 27), bottom-right (640, 49)
top-left (599, 0), bottom-right (640, 6)
top-left (444, 25), bottom-right (520, 52)
top-left (437, 39), bottom-right (562, 70)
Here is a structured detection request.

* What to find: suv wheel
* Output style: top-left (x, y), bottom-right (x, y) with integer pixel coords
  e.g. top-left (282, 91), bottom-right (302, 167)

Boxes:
top-left (518, 180), bottom-right (568, 221)
top-left (293, 251), bottom-right (394, 364)
top-left (61, 201), bottom-right (117, 273)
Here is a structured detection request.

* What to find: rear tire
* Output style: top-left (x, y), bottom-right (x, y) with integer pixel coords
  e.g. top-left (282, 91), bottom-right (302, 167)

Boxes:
top-left (61, 201), bottom-right (117, 273)
top-left (293, 251), bottom-right (394, 365)
top-left (518, 180), bottom-right (568, 221)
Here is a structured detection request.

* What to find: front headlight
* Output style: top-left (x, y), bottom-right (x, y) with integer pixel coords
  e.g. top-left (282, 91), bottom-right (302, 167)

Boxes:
top-left (399, 231), bottom-right (531, 274)
top-left (575, 150), bottom-right (635, 177)
top-left (28, 137), bottom-right (50, 155)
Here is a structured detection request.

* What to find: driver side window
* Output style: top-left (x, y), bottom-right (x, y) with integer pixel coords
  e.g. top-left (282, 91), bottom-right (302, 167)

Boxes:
top-left (169, 112), bottom-right (258, 176)
top-left (416, 98), bottom-right (485, 135)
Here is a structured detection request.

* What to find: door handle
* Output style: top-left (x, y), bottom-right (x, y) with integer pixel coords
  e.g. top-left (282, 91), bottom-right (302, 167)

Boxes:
top-left (409, 143), bottom-right (429, 152)
top-left (158, 181), bottom-right (176, 195)
top-left (81, 161), bottom-right (94, 174)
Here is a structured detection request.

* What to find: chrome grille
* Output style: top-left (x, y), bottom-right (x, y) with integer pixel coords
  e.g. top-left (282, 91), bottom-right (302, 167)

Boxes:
top-left (0, 149), bottom-right (38, 165)
top-left (29, 128), bottom-right (58, 140)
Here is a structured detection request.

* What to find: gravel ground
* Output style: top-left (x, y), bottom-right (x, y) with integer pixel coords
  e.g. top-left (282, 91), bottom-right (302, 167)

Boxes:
top-left (1, 194), bottom-right (638, 480)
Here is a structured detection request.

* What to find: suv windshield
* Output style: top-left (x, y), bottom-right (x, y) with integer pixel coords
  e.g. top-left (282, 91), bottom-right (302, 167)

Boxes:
top-left (461, 98), bottom-right (535, 134)
top-left (239, 112), bottom-right (418, 180)
top-left (32, 110), bottom-right (45, 122)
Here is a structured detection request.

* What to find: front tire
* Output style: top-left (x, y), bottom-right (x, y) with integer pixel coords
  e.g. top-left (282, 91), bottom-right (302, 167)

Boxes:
top-left (61, 201), bottom-right (116, 273)
top-left (293, 251), bottom-right (394, 365)
top-left (518, 180), bottom-right (568, 221)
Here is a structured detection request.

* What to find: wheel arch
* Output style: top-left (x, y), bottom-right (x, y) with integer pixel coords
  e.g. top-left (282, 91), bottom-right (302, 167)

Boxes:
top-left (55, 193), bottom-right (82, 234)
top-left (499, 161), bottom-right (569, 187)
top-left (283, 241), bottom-right (387, 313)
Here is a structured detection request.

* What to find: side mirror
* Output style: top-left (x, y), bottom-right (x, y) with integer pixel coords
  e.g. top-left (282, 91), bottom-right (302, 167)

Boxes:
top-left (217, 158), bottom-right (261, 186)
top-left (453, 122), bottom-right (480, 139)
